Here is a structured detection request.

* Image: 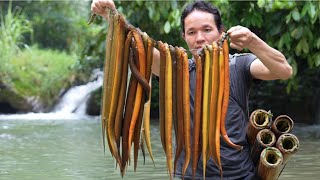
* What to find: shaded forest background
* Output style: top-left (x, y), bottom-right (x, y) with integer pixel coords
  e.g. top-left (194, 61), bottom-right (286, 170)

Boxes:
top-left (0, 0), bottom-right (319, 124)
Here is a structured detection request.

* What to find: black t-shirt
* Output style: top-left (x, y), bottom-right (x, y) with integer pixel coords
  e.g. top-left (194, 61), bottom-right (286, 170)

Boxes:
top-left (175, 53), bottom-right (258, 180)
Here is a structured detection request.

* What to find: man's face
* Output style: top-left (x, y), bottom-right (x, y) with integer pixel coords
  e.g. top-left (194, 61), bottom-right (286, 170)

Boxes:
top-left (183, 10), bottom-right (221, 57)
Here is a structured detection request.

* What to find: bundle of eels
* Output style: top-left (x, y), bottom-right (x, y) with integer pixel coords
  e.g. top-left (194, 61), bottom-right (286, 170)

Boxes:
top-left (88, 10), bottom-right (244, 180)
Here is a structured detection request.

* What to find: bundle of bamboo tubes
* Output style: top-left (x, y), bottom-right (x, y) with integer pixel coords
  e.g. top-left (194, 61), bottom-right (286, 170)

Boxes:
top-left (93, 9), bottom-right (243, 179)
top-left (247, 109), bottom-right (299, 180)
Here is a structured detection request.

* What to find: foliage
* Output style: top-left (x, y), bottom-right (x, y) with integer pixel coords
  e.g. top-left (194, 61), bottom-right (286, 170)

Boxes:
top-left (256, 1), bottom-right (320, 94)
top-left (0, 1), bottom-right (33, 82)
top-left (9, 46), bottom-right (78, 106)
top-left (1, 0), bottom-right (106, 82)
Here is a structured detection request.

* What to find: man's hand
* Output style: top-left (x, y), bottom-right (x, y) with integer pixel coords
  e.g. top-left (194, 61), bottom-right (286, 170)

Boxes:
top-left (91, 0), bottom-right (116, 20)
top-left (227, 25), bottom-right (254, 51)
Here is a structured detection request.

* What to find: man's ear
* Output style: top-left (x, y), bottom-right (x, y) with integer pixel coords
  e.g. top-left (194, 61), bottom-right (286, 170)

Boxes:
top-left (182, 32), bottom-right (185, 40)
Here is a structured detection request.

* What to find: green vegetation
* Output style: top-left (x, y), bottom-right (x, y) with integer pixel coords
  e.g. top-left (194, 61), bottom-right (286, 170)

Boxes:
top-left (9, 46), bottom-right (77, 104)
top-left (0, 1), bottom-right (98, 110)
top-left (0, 1), bottom-right (32, 82)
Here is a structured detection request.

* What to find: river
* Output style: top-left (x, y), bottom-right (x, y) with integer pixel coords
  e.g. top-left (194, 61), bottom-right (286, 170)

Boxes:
top-left (0, 115), bottom-right (319, 180)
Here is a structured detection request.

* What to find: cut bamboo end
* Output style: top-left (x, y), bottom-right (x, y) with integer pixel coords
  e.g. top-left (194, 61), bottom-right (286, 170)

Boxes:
top-left (247, 109), bottom-right (273, 146)
top-left (257, 129), bottom-right (277, 147)
top-left (276, 133), bottom-right (299, 165)
top-left (271, 115), bottom-right (294, 139)
top-left (258, 147), bottom-right (283, 180)
top-left (251, 129), bottom-right (276, 166)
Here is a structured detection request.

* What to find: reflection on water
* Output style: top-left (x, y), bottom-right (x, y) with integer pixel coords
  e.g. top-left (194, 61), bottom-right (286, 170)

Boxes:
top-left (0, 118), bottom-right (319, 180)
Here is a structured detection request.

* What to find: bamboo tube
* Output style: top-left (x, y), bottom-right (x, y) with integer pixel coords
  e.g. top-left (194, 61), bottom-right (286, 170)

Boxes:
top-left (247, 109), bottom-right (273, 146)
top-left (251, 129), bottom-right (276, 166)
top-left (276, 133), bottom-right (299, 170)
top-left (274, 133), bottom-right (299, 179)
top-left (257, 147), bottom-right (283, 180)
top-left (271, 115), bottom-right (294, 139)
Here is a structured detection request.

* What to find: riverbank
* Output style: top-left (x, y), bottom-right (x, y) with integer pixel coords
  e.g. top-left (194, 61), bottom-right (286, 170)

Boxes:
top-left (0, 46), bottom-right (80, 113)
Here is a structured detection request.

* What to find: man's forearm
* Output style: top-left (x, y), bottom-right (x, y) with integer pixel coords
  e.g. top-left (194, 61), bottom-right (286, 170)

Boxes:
top-left (248, 34), bottom-right (292, 80)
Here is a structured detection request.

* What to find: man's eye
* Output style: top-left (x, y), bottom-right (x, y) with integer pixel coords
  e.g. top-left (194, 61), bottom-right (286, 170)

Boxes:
top-left (188, 31), bottom-right (194, 35)
top-left (204, 28), bottom-right (212, 32)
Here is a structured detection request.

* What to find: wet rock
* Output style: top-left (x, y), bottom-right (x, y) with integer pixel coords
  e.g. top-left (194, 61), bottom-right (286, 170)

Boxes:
top-left (86, 88), bottom-right (101, 116)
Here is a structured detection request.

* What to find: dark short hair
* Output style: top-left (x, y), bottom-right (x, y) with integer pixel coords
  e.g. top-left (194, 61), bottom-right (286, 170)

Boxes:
top-left (180, 0), bottom-right (224, 34)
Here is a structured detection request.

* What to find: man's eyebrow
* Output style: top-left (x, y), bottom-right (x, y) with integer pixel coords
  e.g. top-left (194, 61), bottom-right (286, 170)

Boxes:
top-left (186, 24), bottom-right (214, 31)
top-left (202, 24), bottom-right (214, 28)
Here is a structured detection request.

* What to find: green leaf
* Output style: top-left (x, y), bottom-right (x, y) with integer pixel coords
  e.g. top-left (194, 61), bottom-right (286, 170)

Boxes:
top-left (308, 3), bottom-right (316, 19)
top-left (315, 53), bottom-right (320, 67)
top-left (291, 27), bottom-right (303, 39)
top-left (285, 13), bottom-right (291, 24)
top-left (290, 57), bottom-right (298, 77)
top-left (292, 8), bottom-right (300, 22)
top-left (301, 38), bottom-right (309, 54)
top-left (316, 38), bottom-right (320, 49)
top-left (164, 21), bottom-right (171, 34)
top-left (278, 32), bottom-right (291, 50)
top-left (301, 2), bottom-right (309, 17)
top-left (295, 40), bottom-right (302, 56)
top-left (147, 6), bottom-right (154, 19)
top-left (257, 0), bottom-right (265, 8)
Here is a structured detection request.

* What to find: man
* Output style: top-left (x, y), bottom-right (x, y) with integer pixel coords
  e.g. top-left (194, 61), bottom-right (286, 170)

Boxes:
top-left (91, 0), bottom-right (292, 179)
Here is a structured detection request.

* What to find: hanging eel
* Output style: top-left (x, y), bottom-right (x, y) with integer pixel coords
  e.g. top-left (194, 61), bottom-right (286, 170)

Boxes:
top-left (202, 46), bottom-right (211, 179)
top-left (209, 42), bottom-right (219, 165)
top-left (113, 15), bottom-right (127, 161)
top-left (126, 31), bottom-right (146, 171)
top-left (220, 36), bottom-right (243, 150)
top-left (164, 44), bottom-right (173, 180)
top-left (181, 49), bottom-right (191, 178)
top-left (213, 47), bottom-right (225, 178)
top-left (192, 54), bottom-right (203, 179)
top-left (158, 41), bottom-right (167, 154)
top-left (101, 9), bottom-right (114, 156)
top-left (121, 46), bottom-right (137, 176)
top-left (106, 13), bottom-right (123, 168)
top-left (142, 34), bottom-right (155, 165)
top-left (173, 47), bottom-right (185, 176)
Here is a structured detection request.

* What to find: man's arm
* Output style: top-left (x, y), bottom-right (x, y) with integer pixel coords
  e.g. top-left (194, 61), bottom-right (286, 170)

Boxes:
top-left (227, 25), bottom-right (293, 80)
top-left (91, 0), bottom-right (161, 77)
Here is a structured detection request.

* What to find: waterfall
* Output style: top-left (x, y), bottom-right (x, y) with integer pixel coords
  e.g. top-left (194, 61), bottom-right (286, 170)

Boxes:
top-left (53, 68), bottom-right (103, 114)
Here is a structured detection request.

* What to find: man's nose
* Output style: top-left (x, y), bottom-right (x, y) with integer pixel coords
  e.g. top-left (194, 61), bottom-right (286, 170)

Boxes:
top-left (196, 32), bottom-right (205, 43)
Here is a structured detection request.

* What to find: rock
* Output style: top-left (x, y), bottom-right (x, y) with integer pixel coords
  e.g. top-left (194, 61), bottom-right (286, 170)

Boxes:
top-left (86, 88), bottom-right (101, 116)
top-left (0, 83), bottom-right (33, 113)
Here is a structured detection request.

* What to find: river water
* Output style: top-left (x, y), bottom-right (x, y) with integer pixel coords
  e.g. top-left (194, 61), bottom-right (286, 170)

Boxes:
top-left (0, 116), bottom-right (319, 180)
